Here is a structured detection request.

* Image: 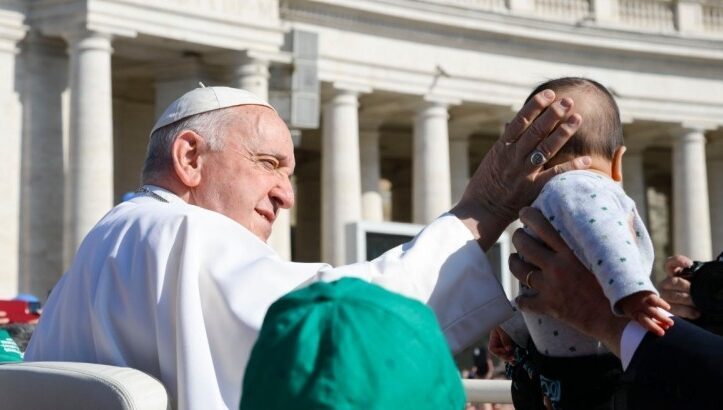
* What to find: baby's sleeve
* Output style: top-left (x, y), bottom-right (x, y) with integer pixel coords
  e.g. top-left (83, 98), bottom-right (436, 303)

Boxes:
top-left (533, 175), bottom-right (657, 314)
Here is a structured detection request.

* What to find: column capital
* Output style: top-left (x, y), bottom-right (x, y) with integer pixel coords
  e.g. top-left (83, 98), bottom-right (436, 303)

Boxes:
top-left (674, 122), bottom-right (718, 135)
top-left (421, 94), bottom-right (461, 108)
top-left (63, 29), bottom-right (113, 54)
top-left (325, 87), bottom-right (362, 108)
top-left (231, 56), bottom-right (270, 83)
top-left (415, 100), bottom-right (449, 119)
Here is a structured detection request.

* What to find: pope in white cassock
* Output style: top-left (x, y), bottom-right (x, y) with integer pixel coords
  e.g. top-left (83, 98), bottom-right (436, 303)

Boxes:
top-left (25, 86), bottom-right (586, 410)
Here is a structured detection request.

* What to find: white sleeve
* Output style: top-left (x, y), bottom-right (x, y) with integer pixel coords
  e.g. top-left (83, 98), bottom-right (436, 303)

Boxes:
top-left (319, 213), bottom-right (514, 353)
top-left (620, 309), bottom-right (672, 370)
top-left (621, 321), bottom-right (648, 370)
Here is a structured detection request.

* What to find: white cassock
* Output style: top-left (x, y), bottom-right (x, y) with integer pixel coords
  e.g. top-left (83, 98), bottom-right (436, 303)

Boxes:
top-left (25, 185), bottom-right (513, 410)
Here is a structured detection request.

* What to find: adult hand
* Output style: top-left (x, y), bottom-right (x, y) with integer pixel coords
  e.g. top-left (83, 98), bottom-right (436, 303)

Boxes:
top-left (452, 89), bottom-right (589, 250)
top-left (509, 207), bottom-right (628, 357)
top-left (659, 255), bottom-right (699, 319)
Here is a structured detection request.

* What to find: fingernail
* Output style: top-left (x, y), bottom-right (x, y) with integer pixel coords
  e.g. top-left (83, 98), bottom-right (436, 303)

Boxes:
top-left (560, 98), bottom-right (572, 108)
top-left (542, 89), bottom-right (554, 100)
top-left (567, 115), bottom-right (580, 125)
top-left (580, 156), bottom-right (592, 166)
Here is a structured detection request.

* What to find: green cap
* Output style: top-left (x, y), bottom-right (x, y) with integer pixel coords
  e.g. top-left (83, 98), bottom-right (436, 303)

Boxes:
top-left (240, 278), bottom-right (465, 410)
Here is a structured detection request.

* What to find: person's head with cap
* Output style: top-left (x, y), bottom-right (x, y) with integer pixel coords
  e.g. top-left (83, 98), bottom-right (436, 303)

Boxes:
top-left (240, 278), bottom-right (466, 410)
top-left (141, 86), bottom-right (295, 241)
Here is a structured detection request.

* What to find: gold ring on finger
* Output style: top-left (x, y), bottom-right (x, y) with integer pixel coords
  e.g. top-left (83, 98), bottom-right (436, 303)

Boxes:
top-left (525, 270), bottom-right (536, 289)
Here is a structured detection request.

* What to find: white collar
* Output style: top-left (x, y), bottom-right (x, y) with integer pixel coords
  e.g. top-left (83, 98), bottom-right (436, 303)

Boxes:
top-left (137, 184), bottom-right (185, 204)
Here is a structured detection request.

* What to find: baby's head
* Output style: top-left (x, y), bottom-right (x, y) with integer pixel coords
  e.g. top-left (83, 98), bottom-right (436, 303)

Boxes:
top-left (526, 77), bottom-right (625, 180)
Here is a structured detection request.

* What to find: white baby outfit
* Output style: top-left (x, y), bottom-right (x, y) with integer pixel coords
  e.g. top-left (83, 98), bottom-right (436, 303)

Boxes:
top-left (503, 170), bottom-right (656, 357)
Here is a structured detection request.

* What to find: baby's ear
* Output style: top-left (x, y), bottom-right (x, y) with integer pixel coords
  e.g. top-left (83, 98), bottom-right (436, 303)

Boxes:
top-left (612, 146), bottom-right (626, 182)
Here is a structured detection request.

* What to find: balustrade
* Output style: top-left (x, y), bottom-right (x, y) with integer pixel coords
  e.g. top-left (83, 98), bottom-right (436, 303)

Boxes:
top-left (619, 0), bottom-right (676, 31)
top-left (703, 2), bottom-right (723, 33)
top-left (535, 0), bottom-right (590, 20)
top-left (411, 0), bottom-right (721, 36)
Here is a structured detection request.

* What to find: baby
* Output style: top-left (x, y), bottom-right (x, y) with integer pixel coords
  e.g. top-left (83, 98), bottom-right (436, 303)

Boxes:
top-left (493, 77), bottom-right (672, 409)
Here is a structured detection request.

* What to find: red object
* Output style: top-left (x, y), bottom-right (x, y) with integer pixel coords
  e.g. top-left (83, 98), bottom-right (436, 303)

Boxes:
top-left (0, 300), bottom-right (41, 324)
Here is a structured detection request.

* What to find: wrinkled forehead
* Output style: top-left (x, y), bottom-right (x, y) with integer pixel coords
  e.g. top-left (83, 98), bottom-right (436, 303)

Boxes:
top-left (226, 105), bottom-right (291, 144)
top-left (227, 106), bottom-right (295, 162)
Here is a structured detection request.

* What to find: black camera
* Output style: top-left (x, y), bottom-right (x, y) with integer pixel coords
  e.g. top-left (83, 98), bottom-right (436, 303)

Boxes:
top-left (680, 252), bottom-right (723, 335)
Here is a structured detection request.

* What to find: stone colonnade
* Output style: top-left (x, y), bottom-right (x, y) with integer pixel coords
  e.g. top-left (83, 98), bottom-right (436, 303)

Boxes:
top-left (3, 29), bottom-right (723, 298)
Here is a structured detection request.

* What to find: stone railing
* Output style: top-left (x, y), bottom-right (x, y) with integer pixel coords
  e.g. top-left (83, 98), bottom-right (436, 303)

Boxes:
top-left (618, 0), bottom-right (675, 32)
top-left (703, 1), bottom-right (723, 33)
top-left (416, 0), bottom-right (723, 35)
top-left (534, 0), bottom-right (590, 21)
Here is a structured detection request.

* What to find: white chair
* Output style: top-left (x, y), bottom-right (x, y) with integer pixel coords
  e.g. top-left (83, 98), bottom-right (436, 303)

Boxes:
top-left (0, 361), bottom-right (171, 410)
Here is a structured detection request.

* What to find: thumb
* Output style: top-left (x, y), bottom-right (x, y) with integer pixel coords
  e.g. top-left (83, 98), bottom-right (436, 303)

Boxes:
top-left (538, 156), bottom-right (592, 185)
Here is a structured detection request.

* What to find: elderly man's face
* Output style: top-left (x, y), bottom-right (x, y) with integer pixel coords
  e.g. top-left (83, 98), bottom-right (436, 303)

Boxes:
top-left (198, 105), bottom-right (295, 241)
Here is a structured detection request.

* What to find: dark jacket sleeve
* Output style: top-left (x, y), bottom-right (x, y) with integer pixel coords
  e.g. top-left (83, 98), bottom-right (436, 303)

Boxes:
top-left (619, 317), bottom-right (723, 409)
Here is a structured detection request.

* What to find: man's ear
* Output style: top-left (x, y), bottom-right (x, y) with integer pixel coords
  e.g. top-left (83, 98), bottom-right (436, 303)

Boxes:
top-left (612, 145), bottom-right (626, 182)
top-left (171, 130), bottom-right (205, 188)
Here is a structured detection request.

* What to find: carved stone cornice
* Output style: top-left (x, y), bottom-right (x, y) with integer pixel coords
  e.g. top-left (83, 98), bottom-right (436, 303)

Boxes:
top-left (30, 0), bottom-right (286, 52)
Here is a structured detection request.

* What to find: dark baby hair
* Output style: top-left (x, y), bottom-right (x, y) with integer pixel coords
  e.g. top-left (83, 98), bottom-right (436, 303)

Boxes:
top-left (525, 77), bottom-right (624, 160)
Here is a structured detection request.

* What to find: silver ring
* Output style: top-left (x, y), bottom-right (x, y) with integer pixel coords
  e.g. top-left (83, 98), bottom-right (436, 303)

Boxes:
top-left (530, 150), bottom-right (547, 167)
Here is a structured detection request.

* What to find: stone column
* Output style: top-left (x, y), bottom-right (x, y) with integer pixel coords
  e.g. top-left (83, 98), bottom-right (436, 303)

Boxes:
top-left (321, 89), bottom-right (362, 266)
top-left (20, 33), bottom-right (67, 300)
top-left (413, 101), bottom-right (451, 224)
top-left (65, 30), bottom-right (115, 251)
top-left (708, 139), bottom-right (723, 255)
top-left (360, 125), bottom-right (383, 222)
top-left (232, 54), bottom-right (294, 259)
top-left (231, 54), bottom-right (269, 100)
top-left (449, 129), bottom-right (472, 205)
top-left (672, 127), bottom-right (712, 260)
top-left (0, 13), bottom-right (26, 298)
top-left (622, 147), bottom-right (648, 225)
